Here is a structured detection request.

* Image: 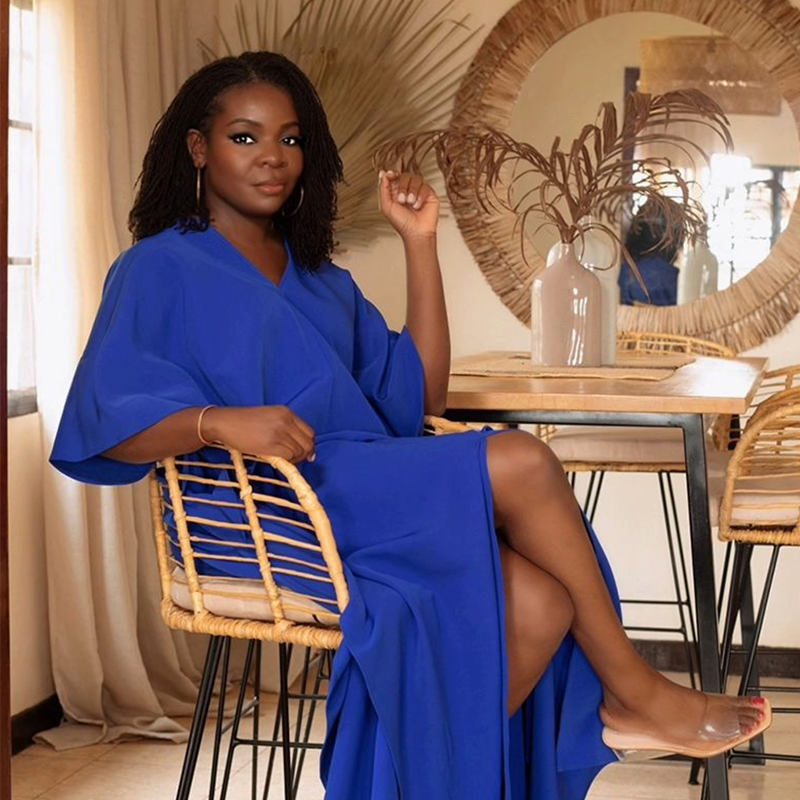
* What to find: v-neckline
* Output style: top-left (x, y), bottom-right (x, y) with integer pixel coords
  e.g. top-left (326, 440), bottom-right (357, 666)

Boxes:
top-left (207, 226), bottom-right (292, 290)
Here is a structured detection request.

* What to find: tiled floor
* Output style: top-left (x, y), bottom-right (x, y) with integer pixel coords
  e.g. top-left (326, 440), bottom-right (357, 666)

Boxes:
top-left (12, 680), bottom-right (800, 799)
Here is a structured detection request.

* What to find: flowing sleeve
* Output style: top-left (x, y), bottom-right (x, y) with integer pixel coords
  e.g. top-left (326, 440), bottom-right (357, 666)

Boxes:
top-left (50, 243), bottom-right (209, 485)
top-left (351, 282), bottom-right (425, 438)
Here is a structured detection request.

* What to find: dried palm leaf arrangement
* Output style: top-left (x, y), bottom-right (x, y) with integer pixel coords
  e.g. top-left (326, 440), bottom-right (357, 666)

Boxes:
top-left (377, 89), bottom-right (732, 366)
top-left (376, 89), bottom-right (733, 281)
top-left (198, 0), bottom-right (479, 250)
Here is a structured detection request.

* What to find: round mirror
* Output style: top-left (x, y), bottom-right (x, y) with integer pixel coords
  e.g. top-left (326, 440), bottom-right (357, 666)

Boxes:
top-left (448, 0), bottom-right (800, 351)
top-left (506, 12), bottom-right (800, 309)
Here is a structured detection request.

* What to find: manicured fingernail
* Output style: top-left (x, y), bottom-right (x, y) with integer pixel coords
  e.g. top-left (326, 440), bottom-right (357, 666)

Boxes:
top-left (752, 697), bottom-right (765, 705)
top-left (407, 192), bottom-right (416, 204)
top-left (398, 192), bottom-right (406, 203)
top-left (378, 170), bottom-right (385, 182)
top-left (308, 453), bottom-right (316, 462)
top-left (413, 200), bottom-right (423, 210)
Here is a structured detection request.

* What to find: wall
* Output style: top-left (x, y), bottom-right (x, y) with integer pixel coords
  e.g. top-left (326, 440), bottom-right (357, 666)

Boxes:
top-left (340, 0), bottom-right (800, 646)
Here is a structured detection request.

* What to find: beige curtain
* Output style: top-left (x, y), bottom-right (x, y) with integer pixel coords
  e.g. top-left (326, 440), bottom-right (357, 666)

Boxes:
top-left (33, 0), bottom-right (229, 749)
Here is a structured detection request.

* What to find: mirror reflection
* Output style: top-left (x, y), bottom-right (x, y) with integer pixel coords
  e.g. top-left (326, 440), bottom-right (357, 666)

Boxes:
top-left (508, 12), bottom-right (800, 306)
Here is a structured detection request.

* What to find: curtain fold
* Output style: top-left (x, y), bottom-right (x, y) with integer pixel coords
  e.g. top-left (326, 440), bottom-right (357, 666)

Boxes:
top-left (33, 0), bottom-right (227, 749)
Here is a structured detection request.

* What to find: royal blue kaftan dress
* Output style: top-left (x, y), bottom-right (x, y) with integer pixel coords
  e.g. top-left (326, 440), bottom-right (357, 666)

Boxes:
top-left (51, 226), bottom-right (620, 799)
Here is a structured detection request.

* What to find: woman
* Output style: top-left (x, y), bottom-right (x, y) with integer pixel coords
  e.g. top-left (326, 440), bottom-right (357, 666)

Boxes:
top-left (619, 198), bottom-right (684, 306)
top-left (51, 52), bottom-right (769, 799)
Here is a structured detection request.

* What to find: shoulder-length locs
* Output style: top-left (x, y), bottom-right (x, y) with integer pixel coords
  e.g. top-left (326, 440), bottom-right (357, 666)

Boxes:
top-left (128, 51), bottom-right (344, 269)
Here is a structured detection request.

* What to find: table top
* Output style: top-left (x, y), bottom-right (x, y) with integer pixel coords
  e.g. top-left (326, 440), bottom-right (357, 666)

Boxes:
top-left (447, 352), bottom-right (769, 415)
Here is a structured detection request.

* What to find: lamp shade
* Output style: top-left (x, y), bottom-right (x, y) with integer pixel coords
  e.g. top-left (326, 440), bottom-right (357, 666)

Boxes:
top-left (639, 36), bottom-right (781, 116)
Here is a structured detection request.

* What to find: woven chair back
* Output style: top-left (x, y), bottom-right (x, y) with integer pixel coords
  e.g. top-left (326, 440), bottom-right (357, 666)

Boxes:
top-left (617, 332), bottom-right (737, 450)
top-left (719, 387), bottom-right (800, 546)
top-left (715, 364), bottom-right (800, 452)
top-left (617, 331), bottom-right (736, 358)
top-left (149, 446), bottom-right (348, 648)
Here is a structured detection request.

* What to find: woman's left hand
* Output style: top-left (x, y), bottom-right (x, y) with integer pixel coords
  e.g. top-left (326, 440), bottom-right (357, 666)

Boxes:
top-left (378, 170), bottom-right (440, 241)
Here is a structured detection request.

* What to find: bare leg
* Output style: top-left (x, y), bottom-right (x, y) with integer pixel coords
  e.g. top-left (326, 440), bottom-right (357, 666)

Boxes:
top-left (500, 540), bottom-right (573, 715)
top-left (487, 431), bottom-right (765, 749)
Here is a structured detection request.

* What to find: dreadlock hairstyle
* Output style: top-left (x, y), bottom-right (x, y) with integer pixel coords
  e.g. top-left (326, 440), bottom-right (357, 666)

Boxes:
top-left (624, 197), bottom-right (686, 265)
top-left (129, 52), bottom-right (343, 269)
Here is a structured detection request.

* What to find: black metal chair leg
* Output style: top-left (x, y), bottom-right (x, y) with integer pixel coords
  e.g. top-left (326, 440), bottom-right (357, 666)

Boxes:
top-left (279, 644), bottom-right (293, 800)
top-left (720, 545), bottom-right (752, 685)
top-left (289, 648), bottom-right (314, 786)
top-left (717, 542), bottom-right (733, 620)
top-left (251, 641), bottom-right (262, 800)
top-left (219, 640), bottom-right (258, 799)
top-left (587, 471), bottom-right (605, 523)
top-left (176, 636), bottom-right (225, 800)
top-left (658, 472), bottom-right (698, 689)
top-left (736, 552), bottom-right (766, 760)
top-left (263, 683), bottom-right (284, 799)
top-left (291, 650), bottom-right (329, 797)
top-left (738, 547), bottom-right (781, 696)
top-left (666, 473), bottom-right (700, 681)
top-left (209, 637), bottom-right (232, 800)
top-left (582, 471), bottom-right (598, 517)
top-left (264, 645), bottom-right (296, 800)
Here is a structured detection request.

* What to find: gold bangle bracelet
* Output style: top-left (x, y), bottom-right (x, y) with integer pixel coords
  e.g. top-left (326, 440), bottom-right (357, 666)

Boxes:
top-left (196, 404), bottom-right (217, 447)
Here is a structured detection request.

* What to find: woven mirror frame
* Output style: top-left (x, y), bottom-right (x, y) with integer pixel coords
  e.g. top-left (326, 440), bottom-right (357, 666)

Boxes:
top-left (448, 0), bottom-right (800, 352)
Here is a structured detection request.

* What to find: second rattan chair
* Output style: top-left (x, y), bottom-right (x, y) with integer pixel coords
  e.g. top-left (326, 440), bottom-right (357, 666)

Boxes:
top-left (716, 386), bottom-right (800, 768)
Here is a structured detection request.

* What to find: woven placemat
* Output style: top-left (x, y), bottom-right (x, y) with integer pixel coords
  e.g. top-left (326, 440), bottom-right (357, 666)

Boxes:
top-left (450, 352), bottom-right (694, 382)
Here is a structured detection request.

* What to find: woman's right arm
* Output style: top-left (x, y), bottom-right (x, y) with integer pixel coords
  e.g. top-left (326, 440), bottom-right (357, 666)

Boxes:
top-left (103, 406), bottom-right (316, 464)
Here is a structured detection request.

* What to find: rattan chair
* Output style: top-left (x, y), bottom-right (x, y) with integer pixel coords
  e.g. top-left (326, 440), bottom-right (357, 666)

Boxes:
top-left (150, 416), bottom-right (467, 800)
top-left (542, 332), bottom-right (737, 685)
top-left (716, 386), bottom-right (800, 767)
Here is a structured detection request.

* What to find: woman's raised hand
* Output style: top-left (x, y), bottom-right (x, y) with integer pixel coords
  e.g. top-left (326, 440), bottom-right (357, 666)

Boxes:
top-left (202, 406), bottom-right (316, 464)
top-left (378, 170), bottom-right (440, 241)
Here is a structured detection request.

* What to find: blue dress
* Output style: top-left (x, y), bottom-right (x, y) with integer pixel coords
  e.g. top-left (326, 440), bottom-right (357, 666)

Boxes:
top-left (618, 255), bottom-right (679, 306)
top-left (51, 226), bottom-right (620, 799)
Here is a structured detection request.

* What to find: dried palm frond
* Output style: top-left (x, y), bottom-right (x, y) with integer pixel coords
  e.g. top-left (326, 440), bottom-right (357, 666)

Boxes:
top-left (376, 89), bottom-right (732, 286)
top-left (198, 0), bottom-right (480, 250)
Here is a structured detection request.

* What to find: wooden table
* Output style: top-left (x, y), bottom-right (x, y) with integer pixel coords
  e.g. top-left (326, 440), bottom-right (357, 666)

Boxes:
top-left (446, 352), bottom-right (768, 800)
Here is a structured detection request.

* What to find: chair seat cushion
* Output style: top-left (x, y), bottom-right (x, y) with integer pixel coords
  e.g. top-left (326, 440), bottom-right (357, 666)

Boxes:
top-left (170, 567), bottom-right (337, 626)
top-left (548, 426), bottom-right (689, 466)
top-left (713, 475), bottom-right (800, 527)
top-left (546, 426), bottom-right (733, 527)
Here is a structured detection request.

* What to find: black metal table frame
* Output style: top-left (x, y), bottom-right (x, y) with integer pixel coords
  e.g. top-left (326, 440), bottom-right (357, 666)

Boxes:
top-left (445, 407), bottom-right (729, 800)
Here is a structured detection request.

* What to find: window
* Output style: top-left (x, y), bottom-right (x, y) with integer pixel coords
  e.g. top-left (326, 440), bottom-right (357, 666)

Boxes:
top-left (7, 0), bottom-right (36, 417)
top-left (703, 159), bottom-right (800, 291)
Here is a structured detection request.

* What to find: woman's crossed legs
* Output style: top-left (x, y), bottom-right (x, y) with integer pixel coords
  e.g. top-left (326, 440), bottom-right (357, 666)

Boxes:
top-left (488, 430), bottom-right (765, 751)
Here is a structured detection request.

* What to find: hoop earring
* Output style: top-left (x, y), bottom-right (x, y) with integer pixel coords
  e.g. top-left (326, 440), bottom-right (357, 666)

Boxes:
top-left (283, 185), bottom-right (304, 217)
top-left (195, 167), bottom-right (203, 211)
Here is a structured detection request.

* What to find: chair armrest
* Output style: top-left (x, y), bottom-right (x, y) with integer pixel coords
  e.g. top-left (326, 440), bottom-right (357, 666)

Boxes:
top-left (423, 415), bottom-right (473, 435)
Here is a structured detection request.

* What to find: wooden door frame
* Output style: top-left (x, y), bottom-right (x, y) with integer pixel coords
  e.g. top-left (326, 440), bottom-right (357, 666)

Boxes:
top-left (1, 0), bottom-right (11, 794)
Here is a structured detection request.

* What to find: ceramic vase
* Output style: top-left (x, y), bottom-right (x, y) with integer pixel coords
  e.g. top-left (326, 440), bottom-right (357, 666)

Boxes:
top-left (576, 218), bottom-right (619, 365)
top-left (532, 241), bottom-right (602, 367)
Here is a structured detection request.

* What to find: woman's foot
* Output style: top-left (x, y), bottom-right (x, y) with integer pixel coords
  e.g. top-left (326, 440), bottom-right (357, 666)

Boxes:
top-left (600, 674), bottom-right (771, 759)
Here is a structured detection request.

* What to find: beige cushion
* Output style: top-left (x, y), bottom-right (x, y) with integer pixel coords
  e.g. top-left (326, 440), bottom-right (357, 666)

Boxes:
top-left (545, 426), bottom-right (734, 527)
top-left (548, 426), bottom-right (689, 466)
top-left (170, 567), bottom-right (337, 626)
top-left (710, 475), bottom-right (800, 527)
